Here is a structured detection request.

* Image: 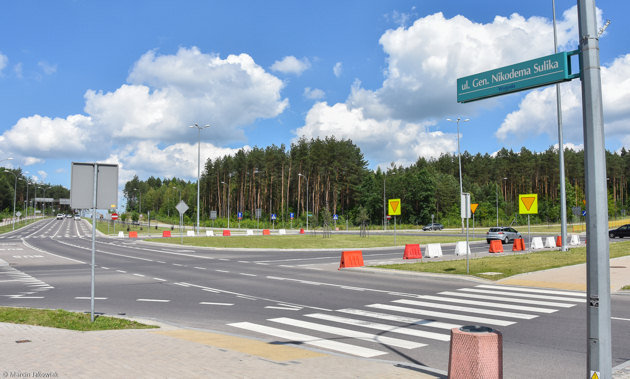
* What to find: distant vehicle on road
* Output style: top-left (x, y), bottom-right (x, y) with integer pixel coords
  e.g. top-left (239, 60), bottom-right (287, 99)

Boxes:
top-left (422, 223), bottom-right (444, 231)
top-left (74, 215), bottom-right (81, 221)
top-left (66, 214), bottom-right (72, 218)
top-left (609, 224), bottom-right (630, 238)
top-left (486, 227), bottom-right (521, 244)
top-left (56, 214), bottom-right (64, 220)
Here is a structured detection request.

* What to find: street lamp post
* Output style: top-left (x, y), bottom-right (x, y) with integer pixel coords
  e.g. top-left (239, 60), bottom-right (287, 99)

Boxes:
top-left (20, 178), bottom-right (28, 222)
top-left (2, 169), bottom-right (17, 230)
top-left (496, 177), bottom-right (508, 226)
top-left (299, 173), bottom-right (309, 231)
top-left (221, 179), bottom-right (231, 229)
top-left (446, 117), bottom-right (469, 233)
top-left (189, 123), bottom-right (210, 235)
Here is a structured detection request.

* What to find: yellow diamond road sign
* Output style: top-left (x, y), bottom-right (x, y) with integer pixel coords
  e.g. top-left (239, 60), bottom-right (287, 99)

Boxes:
top-left (388, 199), bottom-right (401, 216)
top-left (519, 194), bottom-right (538, 214)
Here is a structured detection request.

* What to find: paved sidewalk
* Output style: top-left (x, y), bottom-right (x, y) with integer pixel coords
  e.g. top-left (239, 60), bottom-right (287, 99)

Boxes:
top-left (0, 320), bottom-right (442, 379)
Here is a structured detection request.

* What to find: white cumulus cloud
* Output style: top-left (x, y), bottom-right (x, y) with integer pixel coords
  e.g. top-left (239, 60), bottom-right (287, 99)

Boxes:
top-left (303, 87), bottom-right (325, 100)
top-left (270, 56), bottom-right (311, 75)
top-left (496, 53), bottom-right (630, 148)
top-left (0, 52), bottom-right (7, 74)
top-left (0, 46), bottom-right (288, 181)
top-left (294, 102), bottom-right (453, 167)
top-left (333, 62), bottom-right (342, 78)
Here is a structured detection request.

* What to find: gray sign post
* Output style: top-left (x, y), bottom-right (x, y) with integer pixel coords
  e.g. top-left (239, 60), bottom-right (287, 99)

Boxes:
top-left (70, 163), bottom-right (118, 323)
top-left (578, 0), bottom-right (611, 376)
top-left (176, 200), bottom-right (189, 245)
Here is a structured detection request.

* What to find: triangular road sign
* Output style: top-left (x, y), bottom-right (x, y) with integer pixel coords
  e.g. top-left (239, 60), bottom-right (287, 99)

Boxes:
top-left (521, 197), bottom-right (536, 211)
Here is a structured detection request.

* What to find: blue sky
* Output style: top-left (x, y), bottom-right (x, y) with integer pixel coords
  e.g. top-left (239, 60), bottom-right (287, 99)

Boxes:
top-left (0, 0), bottom-right (628, 190)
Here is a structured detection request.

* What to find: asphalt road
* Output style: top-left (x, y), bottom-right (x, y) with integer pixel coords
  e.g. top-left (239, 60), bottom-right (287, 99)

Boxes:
top-left (1, 218), bottom-right (629, 378)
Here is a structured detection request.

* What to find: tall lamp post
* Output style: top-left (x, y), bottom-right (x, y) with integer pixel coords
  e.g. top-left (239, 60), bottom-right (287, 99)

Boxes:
top-left (221, 178), bottom-right (231, 229)
top-left (189, 123), bottom-right (210, 235)
top-left (20, 178), bottom-right (28, 222)
top-left (496, 177), bottom-right (508, 226)
top-left (298, 173), bottom-right (309, 231)
top-left (2, 169), bottom-right (18, 230)
top-left (446, 117), bottom-right (469, 232)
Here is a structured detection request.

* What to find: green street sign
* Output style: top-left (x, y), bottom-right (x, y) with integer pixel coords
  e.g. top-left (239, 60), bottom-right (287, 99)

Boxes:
top-left (457, 50), bottom-right (579, 103)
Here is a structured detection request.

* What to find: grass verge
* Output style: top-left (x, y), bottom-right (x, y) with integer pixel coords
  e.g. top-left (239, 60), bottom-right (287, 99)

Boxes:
top-left (146, 234), bottom-right (480, 249)
top-left (374, 240), bottom-right (630, 281)
top-left (0, 307), bottom-right (159, 331)
top-left (0, 218), bottom-right (46, 234)
top-left (622, 285), bottom-right (630, 291)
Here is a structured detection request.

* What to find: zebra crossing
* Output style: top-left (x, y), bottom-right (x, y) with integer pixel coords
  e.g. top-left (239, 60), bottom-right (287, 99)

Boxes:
top-left (0, 261), bottom-right (54, 298)
top-left (228, 284), bottom-right (585, 358)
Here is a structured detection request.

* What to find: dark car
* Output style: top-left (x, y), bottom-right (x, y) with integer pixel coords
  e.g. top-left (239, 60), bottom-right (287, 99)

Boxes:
top-left (486, 227), bottom-right (521, 244)
top-left (422, 223), bottom-right (444, 231)
top-left (609, 224), bottom-right (630, 238)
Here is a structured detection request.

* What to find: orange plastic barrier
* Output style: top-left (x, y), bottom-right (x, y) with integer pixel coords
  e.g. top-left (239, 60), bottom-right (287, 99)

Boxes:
top-left (403, 244), bottom-right (422, 259)
top-left (512, 238), bottom-right (525, 251)
top-left (162, 230), bottom-right (171, 237)
top-left (223, 230), bottom-right (231, 236)
top-left (338, 250), bottom-right (364, 270)
top-left (129, 231), bottom-right (138, 238)
top-left (299, 228), bottom-right (305, 234)
top-left (262, 229), bottom-right (270, 235)
top-left (488, 240), bottom-right (503, 253)
top-left (555, 236), bottom-right (562, 247)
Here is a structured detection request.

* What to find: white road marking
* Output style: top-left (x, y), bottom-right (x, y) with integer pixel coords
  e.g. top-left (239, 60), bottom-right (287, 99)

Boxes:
top-left (269, 317), bottom-right (425, 349)
top-left (458, 288), bottom-right (584, 303)
top-left (476, 284), bottom-right (585, 297)
top-left (417, 295), bottom-right (556, 313)
top-left (228, 322), bottom-right (386, 358)
top-left (305, 313), bottom-right (450, 342)
top-left (116, 270), bottom-right (127, 273)
top-left (612, 317), bottom-right (630, 321)
top-left (133, 273), bottom-right (145, 277)
top-left (439, 291), bottom-right (576, 308)
top-left (265, 306), bottom-right (302, 311)
top-left (239, 273), bottom-right (256, 277)
top-left (215, 270), bottom-right (229, 273)
top-left (194, 267), bottom-right (206, 270)
top-left (337, 309), bottom-right (460, 330)
top-left (173, 263), bottom-right (184, 266)
top-left (136, 298), bottom-right (170, 302)
top-left (101, 267), bottom-right (110, 270)
top-left (153, 278), bottom-right (166, 281)
top-left (393, 299), bottom-right (538, 320)
top-left (367, 304), bottom-right (516, 326)
top-left (75, 297), bottom-right (108, 300)
top-left (200, 302), bottom-right (234, 306)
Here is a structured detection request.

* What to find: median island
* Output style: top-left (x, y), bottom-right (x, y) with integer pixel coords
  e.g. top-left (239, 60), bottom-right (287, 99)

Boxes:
top-left (374, 240), bottom-right (630, 281)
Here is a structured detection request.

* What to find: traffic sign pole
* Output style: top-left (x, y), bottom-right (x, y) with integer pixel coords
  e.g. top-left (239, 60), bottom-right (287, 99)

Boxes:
top-left (578, 0), bottom-right (612, 376)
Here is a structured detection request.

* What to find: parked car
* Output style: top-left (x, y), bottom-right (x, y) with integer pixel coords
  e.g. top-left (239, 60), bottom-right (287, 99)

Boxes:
top-left (56, 214), bottom-right (64, 220)
top-left (609, 224), bottom-right (630, 238)
top-left (74, 215), bottom-right (81, 221)
top-left (422, 223), bottom-right (444, 231)
top-left (486, 226), bottom-right (521, 244)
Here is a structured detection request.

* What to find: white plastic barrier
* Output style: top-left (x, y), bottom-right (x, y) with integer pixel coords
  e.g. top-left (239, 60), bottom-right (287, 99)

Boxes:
top-left (454, 241), bottom-right (471, 256)
top-left (279, 229), bottom-right (286, 235)
top-left (544, 236), bottom-right (556, 248)
top-left (570, 234), bottom-right (581, 246)
top-left (531, 237), bottom-right (544, 249)
top-left (246, 229), bottom-right (254, 236)
top-left (118, 231), bottom-right (124, 238)
top-left (426, 243), bottom-right (443, 258)
top-left (186, 230), bottom-right (195, 237)
top-left (205, 230), bottom-right (214, 237)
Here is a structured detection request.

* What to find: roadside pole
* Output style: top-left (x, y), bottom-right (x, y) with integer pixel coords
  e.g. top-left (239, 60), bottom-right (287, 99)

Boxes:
top-left (578, 0), bottom-right (611, 376)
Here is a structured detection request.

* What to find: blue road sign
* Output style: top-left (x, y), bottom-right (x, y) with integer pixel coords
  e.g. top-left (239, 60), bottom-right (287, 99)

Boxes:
top-left (237, 212), bottom-right (243, 219)
top-left (582, 210), bottom-right (587, 216)
top-left (289, 212), bottom-right (294, 219)
top-left (271, 213), bottom-right (277, 220)
top-left (333, 214), bottom-right (338, 220)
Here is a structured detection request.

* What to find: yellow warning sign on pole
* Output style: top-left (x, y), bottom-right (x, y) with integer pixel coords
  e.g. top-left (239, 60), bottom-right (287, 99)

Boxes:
top-left (519, 194), bottom-right (538, 214)
top-left (388, 199), bottom-right (401, 216)
top-left (471, 203), bottom-right (479, 214)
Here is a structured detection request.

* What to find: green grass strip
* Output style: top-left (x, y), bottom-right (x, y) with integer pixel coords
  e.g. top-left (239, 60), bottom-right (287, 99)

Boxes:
top-left (0, 307), bottom-right (158, 331)
top-left (146, 234), bottom-right (481, 249)
top-left (374, 240), bottom-right (630, 281)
